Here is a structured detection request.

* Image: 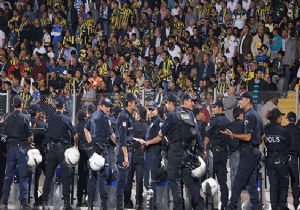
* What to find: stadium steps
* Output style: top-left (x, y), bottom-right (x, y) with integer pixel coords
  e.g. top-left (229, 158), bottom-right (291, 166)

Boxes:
top-left (278, 91), bottom-right (300, 124)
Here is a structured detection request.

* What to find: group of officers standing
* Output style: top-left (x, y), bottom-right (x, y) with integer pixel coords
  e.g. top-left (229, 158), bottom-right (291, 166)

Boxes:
top-left (0, 91), bottom-right (299, 210)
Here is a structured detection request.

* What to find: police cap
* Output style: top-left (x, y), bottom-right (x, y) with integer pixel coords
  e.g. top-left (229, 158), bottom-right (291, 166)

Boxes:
top-left (126, 93), bottom-right (140, 104)
top-left (13, 95), bottom-right (24, 107)
top-left (267, 108), bottom-right (285, 122)
top-left (181, 93), bottom-right (192, 101)
top-left (233, 107), bottom-right (244, 119)
top-left (148, 101), bottom-right (158, 110)
top-left (77, 110), bottom-right (86, 121)
top-left (287, 112), bottom-right (296, 122)
top-left (99, 98), bottom-right (113, 107)
top-left (55, 96), bottom-right (65, 105)
top-left (86, 104), bottom-right (96, 114)
top-left (238, 92), bottom-right (253, 103)
top-left (166, 93), bottom-right (178, 104)
top-left (211, 100), bottom-right (223, 109)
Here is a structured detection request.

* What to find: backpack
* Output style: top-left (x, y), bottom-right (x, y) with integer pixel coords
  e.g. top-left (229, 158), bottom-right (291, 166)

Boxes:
top-left (176, 110), bottom-right (197, 147)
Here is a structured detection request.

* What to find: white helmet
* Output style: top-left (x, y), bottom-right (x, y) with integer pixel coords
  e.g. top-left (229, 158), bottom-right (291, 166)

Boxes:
top-left (88, 153), bottom-right (105, 171)
top-left (27, 149), bottom-right (43, 167)
top-left (64, 147), bottom-right (80, 166)
top-left (201, 178), bottom-right (219, 196)
top-left (191, 156), bottom-right (206, 178)
top-left (297, 204), bottom-right (300, 210)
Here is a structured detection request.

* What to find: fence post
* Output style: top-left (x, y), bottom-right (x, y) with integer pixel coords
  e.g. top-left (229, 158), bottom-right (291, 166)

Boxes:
top-left (142, 89), bottom-right (145, 106)
top-left (6, 90), bottom-right (10, 113)
top-left (213, 87), bottom-right (217, 101)
top-left (296, 89), bottom-right (299, 120)
top-left (72, 84), bottom-right (76, 126)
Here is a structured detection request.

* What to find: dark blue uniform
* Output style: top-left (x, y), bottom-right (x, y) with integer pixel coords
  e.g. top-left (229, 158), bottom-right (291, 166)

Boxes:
top-left (206, 113), bottom-right (230, 209)
top-left (265, 123), bottom-right (291, 210)
top-left (116, 109), bottom-right (134, 209)
top-left (42, 111), bottom-right (76, 207)
top-left (228, 107), bottom-right (263, 209)
top-left (144, 115), bottom-right (163, 207)
top-left (124, 119), bottom-right (148, 208)
top-left (2, 110), bottom-right (31, 207)
top-left (76, 117), bottom-right (89, 206)
top-left (85, 109), bottom-right (114, 210)
top-left (285, 123), bottom-right (300, 208)
top-left (161, 108), bottom-right (203, 210)
top-left (0, 113), bottom-right (7, 201)
top-left (108, 114), bottom-right (118, 179)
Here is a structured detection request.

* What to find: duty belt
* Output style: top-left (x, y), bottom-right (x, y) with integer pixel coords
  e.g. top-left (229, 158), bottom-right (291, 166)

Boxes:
top-left (47, 141), bottom-right (69, 151)
top-left (211, 145), bottom-right (227, 153)
top-left (7, 141), bottom-right (28, 148)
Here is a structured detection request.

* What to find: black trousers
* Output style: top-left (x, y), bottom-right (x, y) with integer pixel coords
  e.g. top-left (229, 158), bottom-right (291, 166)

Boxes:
top-left (212, 149), bottom-right (228, 208)
top-left (288, 155), bottom-right (300, 207)
top-left (167, 143), bottom-right (203, 210)
top-left (77, 149), bottom-right (89, 204)
top-left (266, 156), bottom-right (289, 210)
top-left (124, 153), bottom-right (144, 206)
top-left (42, 146), bottom-right (73, 205)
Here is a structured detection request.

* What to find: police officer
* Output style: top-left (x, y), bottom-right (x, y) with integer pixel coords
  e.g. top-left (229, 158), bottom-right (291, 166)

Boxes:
top-left (124, 106), bottom-right (148, 209)
top-left (1, 96), bottom-right (32, 210)
top-left (116, 93), bottom-right (139, 210)
top-left (42, 96), bottom-right (78, 210)
top-left (84, 98), bottom-right (116, 210)
top-left (75, 110), bottom-right (89, 207)
top-left (76, 104), bottom-right (95, 207)
top-left (0, 111), bottom-right (7, 202)
top-left (32, 111), bottom-right (47, 207)
top-left (205, 100), bottom-right (230, 209)
top-left (142, 101), bottom-right (164, 209)
top-left (264, 108), bottom-right (291, 210)
top-left (222, 92), bottom-right (263, 210)
top-left (155, 93), bottom-right (204, 210)
top-left (285, 112), bottom-right (300, 209)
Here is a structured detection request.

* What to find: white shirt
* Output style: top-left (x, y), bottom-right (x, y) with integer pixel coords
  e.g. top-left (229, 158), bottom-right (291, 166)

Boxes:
top-left (0, 30), bottom-right (5, 48)
top-left (227, 0), bottom-right (237, 12)
top-left (33, 46), bottom-right (46, 55)
top-left (165, 27), bottom-right (170, 38)
top-left (239, 34), bottom-right (247, 54)
top-left (186, 26), bottom-right (193, 35)
top-left (168, 45), bottom-right (181, 59)
top-left (171, 7), bottom-right (179, 16)
top-left (242, 0), bottom-right (251, 11)
top-left (224, 35), bottom-right (238, 59)
top-left (233, 11), bottom-right (247, 29)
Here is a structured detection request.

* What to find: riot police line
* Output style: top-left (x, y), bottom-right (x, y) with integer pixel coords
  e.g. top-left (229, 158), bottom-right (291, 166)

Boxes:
top-left (0, 92), bottom-right (299, 210)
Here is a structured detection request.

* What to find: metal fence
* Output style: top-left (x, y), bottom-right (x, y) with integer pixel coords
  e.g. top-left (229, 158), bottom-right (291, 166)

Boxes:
top-left (0, 90), bottom-right (299, 125)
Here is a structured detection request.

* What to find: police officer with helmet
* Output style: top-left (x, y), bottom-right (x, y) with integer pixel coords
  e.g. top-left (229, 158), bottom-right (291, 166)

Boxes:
top-left (141, 101), bottom-right (164, 209)
top-left (285, 112), bottom-right (300, 209)
top-left (264, 108), bottom-right (291, 210)
top-left (84, 98), bottom-right (116, 210)
top-left (154, 93), bottom-right (204, 210)
top-left (42, 96), bottom-right (78, 210)
top-left (1, 95), bottom-right (32, 210)
top-left (116, 93), bottom-right (139, 210)
top-left (204, 100), bottom-right (231, 210)
top-left (222, 92), bottom-right (263, 210)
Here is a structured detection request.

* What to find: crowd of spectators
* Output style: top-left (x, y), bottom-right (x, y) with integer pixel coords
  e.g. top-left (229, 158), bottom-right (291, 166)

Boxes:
top-left (0, 0), bottom-right (299, 117)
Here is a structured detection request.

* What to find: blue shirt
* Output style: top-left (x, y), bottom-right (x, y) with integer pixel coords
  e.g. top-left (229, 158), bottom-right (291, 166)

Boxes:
top-left (117, 109), bottom-right (134, 147)
top-left (271, 35), bottom-right (282, 52)
top-left (243, 107), bottom-right (264, 146)
top-left (86, 110), bottom-right (113, 145)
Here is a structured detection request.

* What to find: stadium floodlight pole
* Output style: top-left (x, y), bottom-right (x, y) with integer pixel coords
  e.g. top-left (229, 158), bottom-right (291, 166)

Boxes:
top-left (72, 83), bottom-right (76, 126)
top-left (6, 90), bottom-right (10, 113)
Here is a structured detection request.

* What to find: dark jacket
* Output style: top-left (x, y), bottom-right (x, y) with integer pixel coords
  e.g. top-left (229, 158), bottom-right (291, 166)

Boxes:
top-left (239, 34), bottom-right (253, 57)
top-left (198, 62), bottom-right (215, 80)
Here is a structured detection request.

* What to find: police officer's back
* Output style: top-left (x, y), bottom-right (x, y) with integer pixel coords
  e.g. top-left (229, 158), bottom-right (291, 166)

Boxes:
top-left (1, 95), bottom-right (32, 210)
top-left (42, 96), bottom-right (78, 210)
top-left (284, 112), bottom-right (300, 209)
top-left (264, 108), bottom-right (291, 210)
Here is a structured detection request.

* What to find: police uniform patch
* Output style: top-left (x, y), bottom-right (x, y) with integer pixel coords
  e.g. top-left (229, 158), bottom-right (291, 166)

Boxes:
top-left (244, 120), bottom-right (249, 126)
top-left (108, 120), bottom-right (112, 126)
top-left (150, 123), bottom-right (153, 128)
top-left (159, 122), bottom-right (163, 127)
top-left (122, 121), bottom-right (127, 127)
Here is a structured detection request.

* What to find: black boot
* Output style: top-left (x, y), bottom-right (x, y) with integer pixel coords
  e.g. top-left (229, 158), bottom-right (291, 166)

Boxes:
top-left (21, 203), bottom-right (32, 210)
